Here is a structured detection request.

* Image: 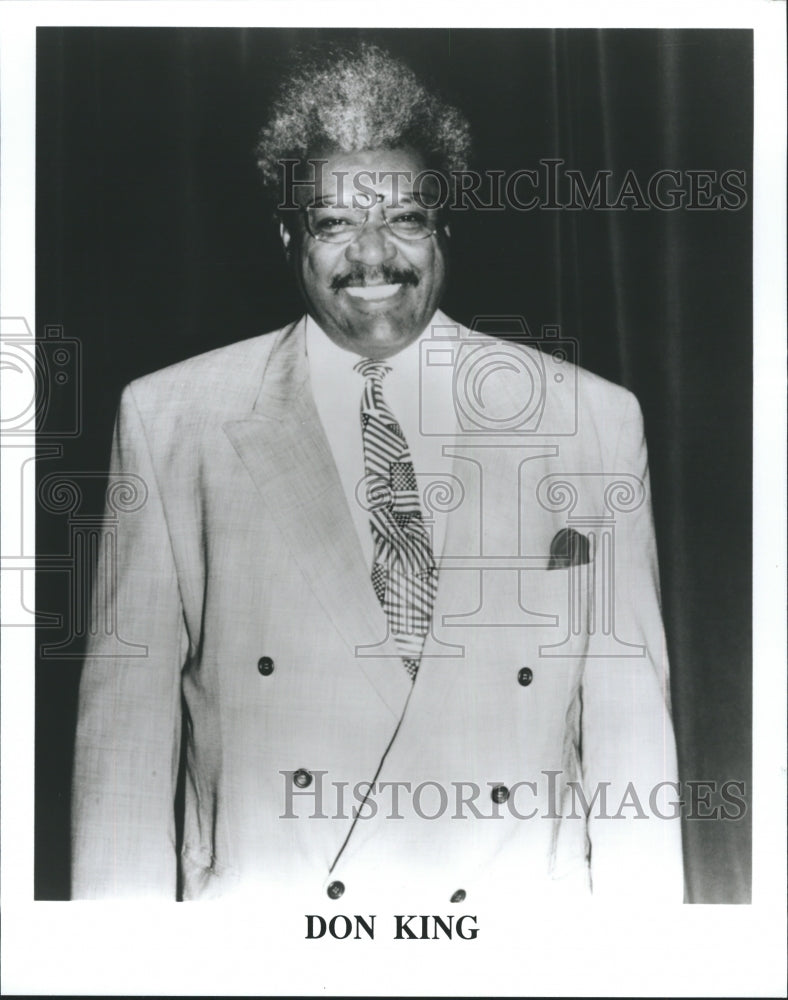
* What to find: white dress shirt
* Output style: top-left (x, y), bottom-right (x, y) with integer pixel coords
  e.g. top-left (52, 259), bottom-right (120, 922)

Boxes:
top-left (306, 312), bottom-right (458, 568)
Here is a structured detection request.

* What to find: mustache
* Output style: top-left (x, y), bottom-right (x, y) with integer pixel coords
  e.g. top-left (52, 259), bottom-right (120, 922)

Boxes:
top-left (330, 266), bottom-right (420, 292)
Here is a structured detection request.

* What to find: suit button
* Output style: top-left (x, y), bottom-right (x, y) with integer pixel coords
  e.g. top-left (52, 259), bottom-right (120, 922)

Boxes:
top-left (257, 656), bottom-right (274, 676)
top-left (517, 666), bottom-right (533, 686)
top-left (491, 784), bottom-right (509, 804)
top-left (327, 880), bottom-right (345, 900)
top-left (450, 889), bottom-right (466, 903)
top-left (292, 768), bottom-right (312, 788)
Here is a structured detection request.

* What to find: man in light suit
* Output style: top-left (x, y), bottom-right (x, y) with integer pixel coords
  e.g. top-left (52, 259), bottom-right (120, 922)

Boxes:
top-left (72, 42), bottom-right (684, 905)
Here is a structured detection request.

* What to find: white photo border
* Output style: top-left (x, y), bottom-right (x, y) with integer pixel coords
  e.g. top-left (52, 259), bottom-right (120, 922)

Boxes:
top-left (1, 1), bottom-right (785, 996)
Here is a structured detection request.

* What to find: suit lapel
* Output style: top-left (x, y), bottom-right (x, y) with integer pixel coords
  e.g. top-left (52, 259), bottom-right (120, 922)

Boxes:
top-left (222, 318), bottom-right (411, 719)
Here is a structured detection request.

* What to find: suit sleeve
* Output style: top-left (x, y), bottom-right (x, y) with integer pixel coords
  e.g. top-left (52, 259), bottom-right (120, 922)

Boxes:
top-left (71, 385), bottom-right (188, 898)
top-left (580, 390), bottom-right (685, 901)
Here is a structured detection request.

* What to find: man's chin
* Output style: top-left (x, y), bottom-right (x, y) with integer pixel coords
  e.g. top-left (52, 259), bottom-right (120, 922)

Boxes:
top-left (328, 309), bottom-right (427, 358)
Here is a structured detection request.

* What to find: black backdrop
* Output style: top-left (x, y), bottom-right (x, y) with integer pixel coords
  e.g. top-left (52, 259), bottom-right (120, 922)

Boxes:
top-left (35, 27), bottom-right (752, 902)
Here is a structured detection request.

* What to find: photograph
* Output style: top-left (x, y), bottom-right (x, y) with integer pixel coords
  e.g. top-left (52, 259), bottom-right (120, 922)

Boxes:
top-left (35, 21), bottom-right (751, 905)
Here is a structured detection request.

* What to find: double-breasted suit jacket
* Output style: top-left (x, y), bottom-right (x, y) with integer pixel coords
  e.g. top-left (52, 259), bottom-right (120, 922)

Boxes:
top-left (71, 312), bottom-right (683, 906)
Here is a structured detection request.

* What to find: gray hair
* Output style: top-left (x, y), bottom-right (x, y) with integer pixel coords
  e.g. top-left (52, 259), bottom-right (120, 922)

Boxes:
top-left (255, 41), bottom-right (472, 198)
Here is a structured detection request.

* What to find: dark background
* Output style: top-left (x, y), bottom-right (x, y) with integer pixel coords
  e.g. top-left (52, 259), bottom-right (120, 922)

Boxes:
top-left (36, 27), bottom-right (752, 902)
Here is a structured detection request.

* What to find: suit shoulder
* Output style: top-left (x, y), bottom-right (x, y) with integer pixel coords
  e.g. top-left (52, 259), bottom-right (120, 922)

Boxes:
top-left (567, 353), bottom-right (639, 415)
top-left (465, 329), bottom-right (638, 415)
top-left (123, 324), bottom-right (290, 419)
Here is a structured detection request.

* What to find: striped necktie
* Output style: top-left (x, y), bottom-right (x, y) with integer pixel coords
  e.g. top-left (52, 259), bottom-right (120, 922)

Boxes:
top-left (354, 358), bottom-right (438, 681)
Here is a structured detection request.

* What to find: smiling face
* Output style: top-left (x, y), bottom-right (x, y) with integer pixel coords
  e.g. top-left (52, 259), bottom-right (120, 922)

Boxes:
top-left (280, 148), bottom-right (450, 359)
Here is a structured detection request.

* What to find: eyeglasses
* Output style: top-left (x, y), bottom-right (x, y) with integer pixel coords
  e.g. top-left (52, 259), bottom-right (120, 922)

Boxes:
top-left (303, 194), bottom-right (444, 244)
